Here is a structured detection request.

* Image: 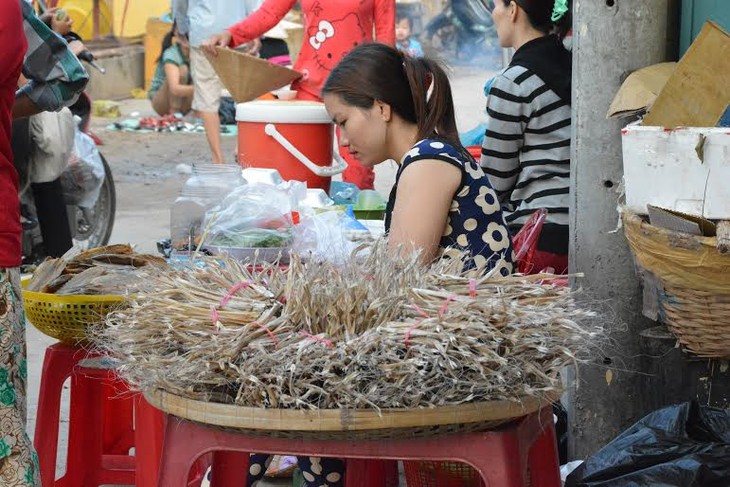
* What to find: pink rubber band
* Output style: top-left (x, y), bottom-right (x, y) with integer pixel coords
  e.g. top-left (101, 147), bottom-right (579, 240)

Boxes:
top-left (405, 319), bottom-right (426, 349)
top-left (410, 304), bottom-right (430, 318)
top-left (252, 321), bottom-right (278, 344)
top-left (210, 305), bottom-right (220, 330)
top-left (469, 279), bottom-right (477, 298)
top-left (220, 281), bottom-right (253, 308)
top-left (300, 331), bottom-right (334, 348)
top-left (438, 294), bottom-right (456, 319)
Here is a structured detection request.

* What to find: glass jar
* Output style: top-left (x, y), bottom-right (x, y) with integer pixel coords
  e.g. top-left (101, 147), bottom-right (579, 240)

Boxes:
top-left (170, 164), bottom-right (245, 249)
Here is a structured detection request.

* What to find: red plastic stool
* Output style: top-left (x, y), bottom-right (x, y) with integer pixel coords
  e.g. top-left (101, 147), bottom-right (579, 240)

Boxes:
top-left (33, 344), bottom-right (199, 487)
top-left (155, 406), bottom-right (560, 487)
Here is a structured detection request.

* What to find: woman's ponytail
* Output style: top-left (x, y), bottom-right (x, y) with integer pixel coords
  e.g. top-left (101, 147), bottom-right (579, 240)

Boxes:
top-left (402, 55), bottom-right (460, 147)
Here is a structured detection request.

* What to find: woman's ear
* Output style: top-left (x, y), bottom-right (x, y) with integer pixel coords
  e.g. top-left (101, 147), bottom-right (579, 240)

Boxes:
top-left (375, 100), bottom-right (392, 123)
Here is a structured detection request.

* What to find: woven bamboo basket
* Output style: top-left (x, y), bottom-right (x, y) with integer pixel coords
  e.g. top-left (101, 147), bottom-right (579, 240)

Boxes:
top-left (622, 210), bottom-right (730, 358)
top-left (144, 388), bottom-right (558, 441)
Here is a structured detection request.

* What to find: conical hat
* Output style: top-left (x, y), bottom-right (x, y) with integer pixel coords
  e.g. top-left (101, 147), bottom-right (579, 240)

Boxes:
top-left (204, 47), bottom-right (302, 103)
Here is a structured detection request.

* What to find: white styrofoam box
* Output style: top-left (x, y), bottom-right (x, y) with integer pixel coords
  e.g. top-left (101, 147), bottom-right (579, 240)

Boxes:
top-left (622, 123), bottom-right (730, 219)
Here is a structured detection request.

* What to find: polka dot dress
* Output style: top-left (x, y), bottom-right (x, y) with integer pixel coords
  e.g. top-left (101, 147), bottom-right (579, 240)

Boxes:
top-left (246, 454), bottom-right (344, 487)
top-left (385, 139), bottom-right (515, 273)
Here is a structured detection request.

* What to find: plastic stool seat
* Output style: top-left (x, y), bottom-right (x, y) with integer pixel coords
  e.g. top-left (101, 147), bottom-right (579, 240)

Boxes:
top-left (155, 406), bottom-right (560, 487)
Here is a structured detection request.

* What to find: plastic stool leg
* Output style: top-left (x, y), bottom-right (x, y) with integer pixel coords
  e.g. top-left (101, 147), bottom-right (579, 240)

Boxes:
top-left (345, 459), bottom-right (389, 487)
top-left (103, 379), bottom-right (135, 454)
top-left (209, 451), bottom-right (248, 487)
top-left (135, 396), bottom-right (166, 487)
top-left (33, 344), bottom-right (86, 487)
top-left (157, 418), bottom-right (213, 487)
top-left (528, 420), bottom-right (561, 487)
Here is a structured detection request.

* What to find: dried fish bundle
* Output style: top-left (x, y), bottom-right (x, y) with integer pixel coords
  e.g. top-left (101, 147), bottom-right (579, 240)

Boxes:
top-left (93, 243), bottom-right (601, 410)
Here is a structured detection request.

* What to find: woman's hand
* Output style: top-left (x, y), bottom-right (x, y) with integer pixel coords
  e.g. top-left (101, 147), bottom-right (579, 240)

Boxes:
top-left (68, 40), bottom-right (86, 56)
top-left (201, 31), bottom-right (233, 56)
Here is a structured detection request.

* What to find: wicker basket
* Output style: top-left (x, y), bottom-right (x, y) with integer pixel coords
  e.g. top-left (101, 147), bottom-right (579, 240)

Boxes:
top-left (622, 209), bottom-right (730, 358)
top-left (22, 288), bottom-right (126, 344)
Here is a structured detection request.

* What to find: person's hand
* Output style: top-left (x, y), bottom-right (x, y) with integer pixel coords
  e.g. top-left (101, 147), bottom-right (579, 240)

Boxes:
top-left (242, 37), bottom-right (262, 56)
top-left (68, 40), bottom-right (85, 56)
top-left (39, 7), bottom-right (59, 25)
top-left (201, 31), bottom-right (233, 56)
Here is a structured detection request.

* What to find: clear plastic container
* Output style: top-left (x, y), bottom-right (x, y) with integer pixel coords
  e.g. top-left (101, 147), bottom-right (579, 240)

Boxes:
top-left (170, 164), bottom-right (245, 249)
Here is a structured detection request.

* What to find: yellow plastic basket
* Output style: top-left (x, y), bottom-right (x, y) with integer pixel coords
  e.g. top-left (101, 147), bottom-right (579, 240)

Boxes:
top-left (22, 286), bottom-right (126, 344)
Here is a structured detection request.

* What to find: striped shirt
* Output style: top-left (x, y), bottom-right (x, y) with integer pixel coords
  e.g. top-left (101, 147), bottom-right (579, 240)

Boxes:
top-left (480, 38), bottom-right (571, 253)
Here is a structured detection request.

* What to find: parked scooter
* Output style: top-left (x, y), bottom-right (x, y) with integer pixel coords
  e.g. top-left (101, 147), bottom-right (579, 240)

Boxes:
top-left (18, 39), bottom-right (116, 268)
top-left (423, 0), bottom-right (497, 62)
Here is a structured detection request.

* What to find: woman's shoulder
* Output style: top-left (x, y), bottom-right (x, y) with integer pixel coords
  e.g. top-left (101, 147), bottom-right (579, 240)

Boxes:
top-left (162, 45), bottom-right (186, 65)
top-left (404, 139), bottom-right (465, 166)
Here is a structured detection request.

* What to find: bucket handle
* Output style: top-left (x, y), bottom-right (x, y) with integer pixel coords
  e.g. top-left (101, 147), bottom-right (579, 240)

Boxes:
top-left (264, 123), bottom-right (347, 177)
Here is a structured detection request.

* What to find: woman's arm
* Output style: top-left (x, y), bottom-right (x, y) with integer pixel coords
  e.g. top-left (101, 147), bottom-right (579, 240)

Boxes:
top-left (163, 63), bottom-right (194, 98)
top-left (228, 0), bottom-right (296, 46)
top-left (388, 159), bottom-right (461, 264)
top-left (374, 0), bottom-right (396, 45)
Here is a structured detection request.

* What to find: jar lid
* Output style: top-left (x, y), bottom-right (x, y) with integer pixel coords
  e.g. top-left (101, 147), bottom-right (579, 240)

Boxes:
top-left (236, 100), bottom-right (332, 124)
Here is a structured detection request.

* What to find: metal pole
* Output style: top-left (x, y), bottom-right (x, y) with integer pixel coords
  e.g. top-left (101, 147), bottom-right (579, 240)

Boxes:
top-left (568, 0), bottom-right (673, 458)
top-left (93, 0), bottom-right (100, 40)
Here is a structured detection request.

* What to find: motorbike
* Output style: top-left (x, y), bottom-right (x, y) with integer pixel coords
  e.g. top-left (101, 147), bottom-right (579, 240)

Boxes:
top-left (18, 39), bottom-right (116, 268)
top-left (423, 0), bottom-right (498, 62)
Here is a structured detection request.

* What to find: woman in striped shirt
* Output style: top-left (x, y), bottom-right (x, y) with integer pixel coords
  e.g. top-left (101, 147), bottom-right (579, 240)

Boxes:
top-left (480, 0), bottom-right (572, 273)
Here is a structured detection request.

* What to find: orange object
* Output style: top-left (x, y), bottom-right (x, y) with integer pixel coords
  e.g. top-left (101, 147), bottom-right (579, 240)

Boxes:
top-left (237, 100), bottom-right (345, 191)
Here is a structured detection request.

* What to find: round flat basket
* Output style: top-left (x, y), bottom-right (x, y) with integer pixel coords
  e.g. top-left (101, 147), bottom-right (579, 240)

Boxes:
top-left (22, 289), bottom-right (126, 344)
top-left (622, 210), bottom-right (730, 358)
top-left (144, 388), bottom-right (558, 441)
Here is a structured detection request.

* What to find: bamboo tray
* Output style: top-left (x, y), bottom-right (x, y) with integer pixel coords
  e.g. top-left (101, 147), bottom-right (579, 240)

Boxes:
top-left (145, 388), bottom-right (558, 439)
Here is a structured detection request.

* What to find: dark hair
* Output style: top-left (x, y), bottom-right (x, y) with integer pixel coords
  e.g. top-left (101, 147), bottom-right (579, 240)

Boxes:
top-left (503, 0), bottom-right (572, 39)
top-left (396, 14), bottom-right (413, 28)
top-left (322, 43), bottom-right (462, 151)
top-left (157, 22), bottom-right (177, 63)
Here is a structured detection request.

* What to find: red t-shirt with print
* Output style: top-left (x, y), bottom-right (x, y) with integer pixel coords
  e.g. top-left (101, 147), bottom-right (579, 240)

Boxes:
top-left (0, 0), bottom-right (26, 268)
top-left (228, 0), bottom-right (395, 101)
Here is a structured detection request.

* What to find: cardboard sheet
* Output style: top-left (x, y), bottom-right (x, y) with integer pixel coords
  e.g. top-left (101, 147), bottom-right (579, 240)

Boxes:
top-left (607, 63), bottom-right (676, 119)
top-left (205, 47), bottom-right (302, 104)
top-left (642, 22), bottom-right (730, 127)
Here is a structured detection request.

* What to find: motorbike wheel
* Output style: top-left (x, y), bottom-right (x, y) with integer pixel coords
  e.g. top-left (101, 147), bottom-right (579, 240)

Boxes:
top-left (69, 154), bottom-right (116, 249)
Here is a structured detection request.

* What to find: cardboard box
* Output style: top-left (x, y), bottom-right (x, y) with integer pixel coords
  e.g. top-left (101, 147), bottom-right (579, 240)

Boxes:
top-left (622, 123), bottom-right (730, 219)
top-left (607, 63), bottom-right (676, 119)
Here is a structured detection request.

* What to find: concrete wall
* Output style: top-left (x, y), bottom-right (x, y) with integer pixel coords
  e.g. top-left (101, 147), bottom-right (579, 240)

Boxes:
top-left (86, 46), bottom-right (145, 101)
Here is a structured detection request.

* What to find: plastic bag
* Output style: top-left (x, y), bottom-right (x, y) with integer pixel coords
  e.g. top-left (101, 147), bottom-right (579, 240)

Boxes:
top-left (203, 184), bottom-right (294, 249)
top-left (565, 402), bottom-right (730, 487)
top-left (60, 128), bottom-right (105, 208)
top-left (292, 209), bottom-right (373, 264)
top-left (29, 107), bottom-right (75, 183)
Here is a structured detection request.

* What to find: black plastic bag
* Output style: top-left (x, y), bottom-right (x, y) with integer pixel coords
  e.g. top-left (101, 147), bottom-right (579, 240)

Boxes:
top-left (566, 402), bottom-right (730, 487)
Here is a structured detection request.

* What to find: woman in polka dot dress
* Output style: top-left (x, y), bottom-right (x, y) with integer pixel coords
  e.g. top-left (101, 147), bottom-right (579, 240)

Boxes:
top-left (246, 42), bottom-right (514, 487)
top-left (323, 42), bottom-right (514, 271)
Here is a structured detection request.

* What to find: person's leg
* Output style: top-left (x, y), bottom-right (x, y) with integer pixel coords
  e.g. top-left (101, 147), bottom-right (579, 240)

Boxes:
top-left (172, 65), bottom-right (193, 115)
top-left (0, 268), bottom-right (40, 486)
top-left (151, 83), bottom-right (172, 116)
top-left (31, 179), bottom-right (73, 257)
top-left (246, 454), bottom-right (272, 486)
top-left (190, 48), bottom-right (224, 164)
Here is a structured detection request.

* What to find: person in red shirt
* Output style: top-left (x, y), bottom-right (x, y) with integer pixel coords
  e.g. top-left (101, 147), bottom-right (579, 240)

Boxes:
top-left (202, 0), bottom-right (395, 190)
top-left (2, 2), bottom-right (87, 483)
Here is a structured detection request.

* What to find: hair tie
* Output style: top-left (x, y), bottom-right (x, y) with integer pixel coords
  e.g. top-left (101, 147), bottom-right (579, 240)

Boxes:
top-left (551, 0), bottom-right (569, 21)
